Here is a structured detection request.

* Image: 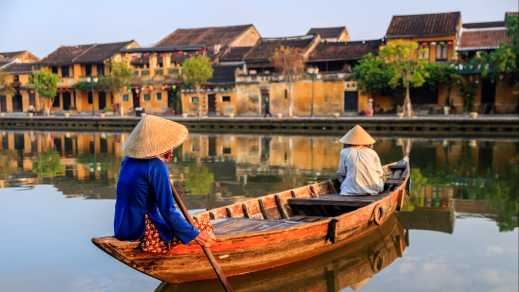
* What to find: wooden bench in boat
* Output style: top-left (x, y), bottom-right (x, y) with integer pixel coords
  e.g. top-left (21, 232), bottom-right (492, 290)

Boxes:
top-left (212, 216), bottom-right (326, 236)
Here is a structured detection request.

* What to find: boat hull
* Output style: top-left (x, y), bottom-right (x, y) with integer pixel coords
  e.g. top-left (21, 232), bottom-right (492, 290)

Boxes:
top-left (92, 161), bottom-right (409, 283)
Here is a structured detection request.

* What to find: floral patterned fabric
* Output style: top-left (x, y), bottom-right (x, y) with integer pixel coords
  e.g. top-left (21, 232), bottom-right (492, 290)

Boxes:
top-left (140, 214), bottom-right (213, 254)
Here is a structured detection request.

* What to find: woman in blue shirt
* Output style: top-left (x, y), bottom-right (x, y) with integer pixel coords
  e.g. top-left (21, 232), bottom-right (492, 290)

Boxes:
top-left (114, 115), bottom-right (213, 253)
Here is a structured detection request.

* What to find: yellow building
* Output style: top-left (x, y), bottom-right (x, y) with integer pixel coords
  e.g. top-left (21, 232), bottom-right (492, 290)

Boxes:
top-left (39, 40), bottom-right (139, 114)
top-left (457, 15), bottom-right (519, 113)
top-left (0, 51), bottom-right (40, 113)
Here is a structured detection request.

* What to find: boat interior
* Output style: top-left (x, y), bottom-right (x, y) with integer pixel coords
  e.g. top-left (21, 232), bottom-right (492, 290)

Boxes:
top-left (199, 160), bottom-right (409, 237)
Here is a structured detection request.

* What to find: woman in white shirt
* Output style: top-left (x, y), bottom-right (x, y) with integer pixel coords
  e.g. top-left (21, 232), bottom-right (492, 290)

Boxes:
top-left (336, 125), bottom-right (384, 196)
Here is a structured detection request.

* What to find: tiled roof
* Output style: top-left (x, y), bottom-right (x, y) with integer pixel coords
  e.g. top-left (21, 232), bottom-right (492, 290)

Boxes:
top-left (3, 62), bottom-right (38, 74)
top-left (463, 21), bottom-right (505, 29)
top-left (244, 35), bottom-right (317, 66)
top-left (0, 50), bottom-right (26, 59)
top-left (309, 39), bottom-right (381, 62)
top-left (41, 41), bottom-right (134, 65)
top-left (459, 29), bottom-right (511, 51)
top-left (307, 26), bottom-right (347, 39)
top-left (386, 12), bottom-right (461, 38)
top-left (207, 65), bottom-right (239, 84)
top-left (154, 24), bottom-right (254, 49)
top-left (219, 46), bottom-right (253, 62)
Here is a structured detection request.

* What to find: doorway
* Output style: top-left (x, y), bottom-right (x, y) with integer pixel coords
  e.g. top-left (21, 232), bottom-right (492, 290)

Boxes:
top-left (481, 79), bottom-right (496, 114)
top-left (0, 95), bottom-right (6, 112)
top-left (62, 91), bottom-right (71, 110)
top-left (344, 91), bottom-right (358, 112)
top-left (12, 93), bottom-right (23, 112)
top-left (207, 94), bottom-right (216, 116)
top-left (132, 88), bottom-right (140, 108)
top-left (167, 86), bottom-right (181, 114)
top-left (261, 88), bottom-right (270, 116)
top-left (98, 91), bottom-right (106, 110)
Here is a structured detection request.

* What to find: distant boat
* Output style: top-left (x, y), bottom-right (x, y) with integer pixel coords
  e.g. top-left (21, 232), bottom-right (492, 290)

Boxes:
top-left (92, 159), bottom-right (410, 284)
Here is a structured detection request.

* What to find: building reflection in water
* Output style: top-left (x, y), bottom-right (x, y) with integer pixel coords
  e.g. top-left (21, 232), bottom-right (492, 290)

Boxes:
top-left (0, 130), bottom-right (517, 230)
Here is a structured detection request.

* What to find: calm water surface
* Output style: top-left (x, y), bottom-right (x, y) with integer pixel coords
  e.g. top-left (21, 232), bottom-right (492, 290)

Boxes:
top-left (0, 131), bottom-right (517, 292)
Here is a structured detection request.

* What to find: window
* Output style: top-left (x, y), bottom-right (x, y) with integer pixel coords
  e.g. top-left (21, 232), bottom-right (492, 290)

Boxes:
top-left (123, 94), bottom-right (129, 101)
top-left (156, 93), bottom-right (162, 100)
top-left (418, 44), bottom-right (429, 60)
top-left (87, 92), bottom-right (93, 104)
top-left (96, 64), bottom-right (104, 76)
top-left (223, 147), bottom-right (232, 154)
top-left (85, 64), bottom-right (92, 77)
top-left (52, 94), bottom-right (60, 107)
top-left (61, 66), bottom-right (70, 77)
top-left (284, 89), bottom-right (288, 99)
top-left (51, 66), bottom-right (58, 74)
top-left (222, 96), bottom-right (231, 102)
top-left (436, 42), bottom-right (448, 61)
top-left (144, 94), bottom-right (150, 101)
top-left (191, 96), bottom-right (199, 104)
top-left (157, 56), bottom-right (163, 68)
top-left (29, 92), bottom-right (36, 106)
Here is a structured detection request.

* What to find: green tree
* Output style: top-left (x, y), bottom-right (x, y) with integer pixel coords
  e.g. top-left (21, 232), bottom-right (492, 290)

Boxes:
top-left (181, 55), bottom-right (213, 116)
top-left (352, 53), bottom-right (392, 100)
top-left (426, 63), bottom-right (460, 107)
top-left (271, 46), bottom-right (306, 117)
top-left (379, 40), bottom-right (429, 117)
top-left (98, 61), bottom-right (133, 115)
top-left (29, 69), bottom-right (59, 115)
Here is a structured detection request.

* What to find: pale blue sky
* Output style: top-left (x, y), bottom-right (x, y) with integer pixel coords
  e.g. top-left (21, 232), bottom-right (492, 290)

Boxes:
top-left (0, 0), bottom-right (517, 58)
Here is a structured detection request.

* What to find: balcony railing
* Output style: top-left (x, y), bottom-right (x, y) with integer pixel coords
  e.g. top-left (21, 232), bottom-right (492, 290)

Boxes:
top-left (142, 69), bottom-right (150, 76)
top-left (155, 68), bottom-right (164, 76)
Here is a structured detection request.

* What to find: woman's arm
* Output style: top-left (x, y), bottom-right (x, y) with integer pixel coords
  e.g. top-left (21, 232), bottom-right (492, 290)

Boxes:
top-left (149, 161), bottom-right (199, 244)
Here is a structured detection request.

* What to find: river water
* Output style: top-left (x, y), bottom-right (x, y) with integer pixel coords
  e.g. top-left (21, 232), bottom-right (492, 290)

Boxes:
top-left (0, 131), bottom-right (517, 292)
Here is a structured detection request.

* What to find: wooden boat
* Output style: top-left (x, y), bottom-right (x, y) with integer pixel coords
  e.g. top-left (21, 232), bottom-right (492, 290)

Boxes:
top-left (156, 213), bottom-right (407, 292)
top-left (92, 159), bottom-right (410, 284)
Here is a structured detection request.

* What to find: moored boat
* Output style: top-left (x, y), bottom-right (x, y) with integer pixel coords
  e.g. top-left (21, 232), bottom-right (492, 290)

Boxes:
top-left (156, 213), bottom-right (407, 292)
top-left (92, 159), bottom-right (410, 284)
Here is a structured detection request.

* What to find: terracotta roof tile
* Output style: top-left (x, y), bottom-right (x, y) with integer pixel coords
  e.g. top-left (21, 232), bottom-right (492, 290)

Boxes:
top-left (219, 46), bottom-right (253, 62)
top-left (459, 29), bottom-right (511, 50)
top-left (307, 26), bottom-right (347, 39)
top-left (41, 41), bottom-right (134, 65)
top-left (154, 24), bottom-right (254, 49)
top-left (245, 35), bottom-right (317, 66)
top-left (3, 62), bottom-right (38, 74)
top-left (463, 21), bottom-right (505, 29)
top-left (386, 12), bottom-right (461, 38)
top-left (309, 39), bottom-right (381, 62)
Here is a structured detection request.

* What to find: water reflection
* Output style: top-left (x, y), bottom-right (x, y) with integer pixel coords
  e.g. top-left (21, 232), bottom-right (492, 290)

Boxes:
top-left (0, 130), bottom-right (517, 230)
top-left (0, 131), bottom-right (517, 292)
top-left (157, 214), bottom-right (407, 292)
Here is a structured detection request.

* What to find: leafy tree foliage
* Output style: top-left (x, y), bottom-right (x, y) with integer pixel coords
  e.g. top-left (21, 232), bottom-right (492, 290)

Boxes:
top-left (29, 69), bottom-right (59, 115)
top-left (352, 53), bottom-right (392, 98)
top-left (181, 56), bottom-right (213, 116)
top-left (379, 40), bottom-right (429, 117)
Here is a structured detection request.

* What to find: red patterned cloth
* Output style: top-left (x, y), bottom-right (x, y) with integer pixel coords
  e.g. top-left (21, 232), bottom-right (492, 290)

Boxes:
top-left (140, 214), bottom-right (213, 254)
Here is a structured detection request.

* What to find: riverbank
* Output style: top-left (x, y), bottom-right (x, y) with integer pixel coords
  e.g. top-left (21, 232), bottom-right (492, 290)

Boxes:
top-left (0, 114), bottom-right (518, 136)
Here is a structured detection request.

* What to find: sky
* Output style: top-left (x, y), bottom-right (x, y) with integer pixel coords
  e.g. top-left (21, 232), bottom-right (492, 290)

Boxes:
top-left (0, 0), bottom-right (517, 58)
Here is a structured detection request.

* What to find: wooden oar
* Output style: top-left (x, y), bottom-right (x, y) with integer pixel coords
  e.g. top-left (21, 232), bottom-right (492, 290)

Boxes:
top-left (169, 182), bottom-right (234, 292)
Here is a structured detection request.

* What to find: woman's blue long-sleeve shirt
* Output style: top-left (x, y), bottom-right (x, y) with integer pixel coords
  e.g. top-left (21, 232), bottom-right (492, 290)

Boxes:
top-left (114, 157), bottom-right (199, 244)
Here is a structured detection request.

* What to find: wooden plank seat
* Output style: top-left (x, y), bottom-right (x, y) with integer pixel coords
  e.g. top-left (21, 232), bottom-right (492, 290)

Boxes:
top-left (212, 218), bottom-right (307, 236)
top-left (288, 193), bottom-right (391, 217)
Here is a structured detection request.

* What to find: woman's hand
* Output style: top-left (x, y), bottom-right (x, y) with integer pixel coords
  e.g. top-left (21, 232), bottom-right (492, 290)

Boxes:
top-left (194, 231), bottom-right (216, 247)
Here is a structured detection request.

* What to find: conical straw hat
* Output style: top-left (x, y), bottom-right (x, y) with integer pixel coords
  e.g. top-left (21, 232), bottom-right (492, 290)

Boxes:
top-left (339, 125), bottom-right (376, 145)
top-left (123, 115), bottom-right (188, 159)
